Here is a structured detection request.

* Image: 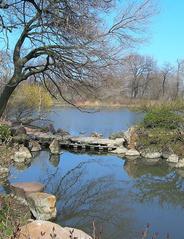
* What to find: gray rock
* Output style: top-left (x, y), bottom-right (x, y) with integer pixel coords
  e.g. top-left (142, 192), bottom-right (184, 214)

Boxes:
top-left (13, 145), bottom-right (32, 163)
top-left (142, 152), bottom-right (162, 159)
top-left (49, 139), bottom-right (60, 154)
top-left (109, 131), bottom-right (124, 140)
top-left (29, 140), bottom-right (42, 152)
top-left (175, 158), bottom-right (184, 168)
top-left (166, 154), bottom-right (179, 163)
top-left (91, 132), bottom-right (103, 138)
top-left (27, 192), bottom-right (57, 220)
top-left (11, 126), bottom-right (27, 136)
top-left (0, 167), bottom-right (9, 179)
top-left (113, 138), bottom-right (125, 147)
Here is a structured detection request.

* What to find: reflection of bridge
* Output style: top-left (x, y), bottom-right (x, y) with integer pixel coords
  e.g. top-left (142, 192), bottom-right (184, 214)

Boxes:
top-left (60, 142), bottom-right (115, 152)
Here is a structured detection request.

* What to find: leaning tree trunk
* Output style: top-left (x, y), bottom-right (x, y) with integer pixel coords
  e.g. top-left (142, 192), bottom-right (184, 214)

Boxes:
top-left (0, 79), bottom-right (18, 117)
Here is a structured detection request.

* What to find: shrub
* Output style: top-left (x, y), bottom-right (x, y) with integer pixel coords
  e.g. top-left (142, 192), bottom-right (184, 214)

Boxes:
top-left (142, 108), bottom-right (184, 130)
top-left (6, 83), bottom-right (53, 123)
top-left (0, 124), bottom-right (11, 142)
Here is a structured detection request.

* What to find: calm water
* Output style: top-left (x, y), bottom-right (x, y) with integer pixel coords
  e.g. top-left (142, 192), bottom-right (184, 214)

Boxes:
top-left (3, 108), bottom-right (184, 238)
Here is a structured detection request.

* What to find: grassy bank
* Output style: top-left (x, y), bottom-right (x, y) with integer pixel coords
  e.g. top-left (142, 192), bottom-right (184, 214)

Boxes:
top-left (53, 98), bottom-right (184, 111)
top-left (136, 106), bottom-right (184, 156)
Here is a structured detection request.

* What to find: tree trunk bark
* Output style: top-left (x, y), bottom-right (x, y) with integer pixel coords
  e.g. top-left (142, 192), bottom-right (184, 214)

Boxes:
top-left (0, 82), bottom-right (17, 117)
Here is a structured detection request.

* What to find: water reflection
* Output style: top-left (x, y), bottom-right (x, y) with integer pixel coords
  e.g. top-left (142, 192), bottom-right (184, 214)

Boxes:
top-left (125, 160), bottom-right (184, 208)
top-left (49, 154), bottom-right (60, 167)
top-left (42, 159), bottom-right (135, 239)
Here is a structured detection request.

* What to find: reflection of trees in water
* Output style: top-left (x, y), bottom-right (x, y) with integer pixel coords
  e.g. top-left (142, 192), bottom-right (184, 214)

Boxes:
top-left (128, 160), bottom-right (184, 207)
top-left (42, 159), bottom-right (135, 239)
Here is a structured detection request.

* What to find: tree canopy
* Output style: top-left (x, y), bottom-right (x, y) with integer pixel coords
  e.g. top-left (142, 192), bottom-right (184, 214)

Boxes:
top-left (0, 0), bottom-right (156, 116)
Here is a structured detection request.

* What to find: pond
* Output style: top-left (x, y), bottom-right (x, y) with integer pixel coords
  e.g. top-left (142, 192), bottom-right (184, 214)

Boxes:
top-left (3, 108), bottom-right (184, 238)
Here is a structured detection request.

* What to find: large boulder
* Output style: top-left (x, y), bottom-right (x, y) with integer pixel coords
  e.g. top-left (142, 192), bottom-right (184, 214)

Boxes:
top-left (11, 182), bottom-right (44, 200)
top-left (27, 192), bottom-right (57, 220)
top-left (13, 145), bottom-right (32, 163)
top-left (49, 139), bottom-right (60, 154)
top-left (18, 220), bottom-right (92, 239)
top-left (166, 154), bottom-right (179, 163)
top-left (124, 127), bottom-right (138, 149)
top-left (29, 140), bottom-right (42, 152)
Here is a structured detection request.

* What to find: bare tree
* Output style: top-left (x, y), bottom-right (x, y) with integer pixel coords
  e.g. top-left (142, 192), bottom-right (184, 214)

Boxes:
top-left (175, 59), bottom-right (184, 98)
top-left (122, 54), bottom-right (156, 99)
top-left (0, 0), bottom-right (156, 117)
top-left (160, 63), bottom-right (173, 98)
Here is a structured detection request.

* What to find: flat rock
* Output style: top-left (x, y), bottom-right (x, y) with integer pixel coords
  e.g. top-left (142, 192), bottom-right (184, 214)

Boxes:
top-left (18, 220), bottom-right (92, 239)
top-left (166, 154), bottom-right (179, 163)
top-left (70, 136), bottom-right (123, 148)
top-left (11, 182), bottom-right (44, 199)
top-left (142, 152), bottom-right (162, 159)
top-left (125, 149), bottom-right (140, 157)
top-left (27, 192), bottom-right (57, 220)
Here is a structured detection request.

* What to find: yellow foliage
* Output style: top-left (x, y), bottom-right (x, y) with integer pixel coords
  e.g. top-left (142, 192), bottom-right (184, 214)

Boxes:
top-left (11, 83), bottom-right (53, 110)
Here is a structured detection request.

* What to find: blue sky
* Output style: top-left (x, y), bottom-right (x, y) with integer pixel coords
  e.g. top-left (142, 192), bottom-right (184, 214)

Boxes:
top-left (2, 0), bottom-right (184, 67)
top-left (138, 0), bottom-right (184, 65)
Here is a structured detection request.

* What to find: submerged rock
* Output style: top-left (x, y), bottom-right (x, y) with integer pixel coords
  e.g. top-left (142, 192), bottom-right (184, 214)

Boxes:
top-left (27, 192), bottom-right (57, 220)
top-left (13, 145), bottom-right (32, 163)
top-left (49, 154), bottom-right (60, 167)
top-left (166, 154), bottom-right (179, 163)
top-left (19, 220), bottom-right (92, 239)
top-left (11, 182), bottom-right (44, 200)
top-left (49, 139), bottom-right (60, 154)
